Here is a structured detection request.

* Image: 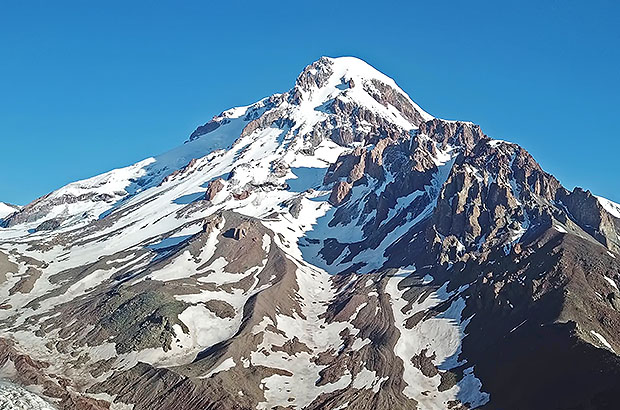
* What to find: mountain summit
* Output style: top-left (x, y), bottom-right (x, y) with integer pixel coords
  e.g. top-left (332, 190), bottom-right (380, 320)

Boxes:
top-left (1, 56), bottom-right (620, 410)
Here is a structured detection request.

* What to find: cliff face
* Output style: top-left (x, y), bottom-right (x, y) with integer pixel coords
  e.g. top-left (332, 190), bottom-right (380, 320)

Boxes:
top-left (0, 56), bottom-right (619, 410)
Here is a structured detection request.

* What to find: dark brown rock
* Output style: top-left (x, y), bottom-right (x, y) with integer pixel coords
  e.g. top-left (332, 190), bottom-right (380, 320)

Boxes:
top-left (204, 178), bottom-right (225, 201)
top-left (328, 181), bottom-right (352, 206)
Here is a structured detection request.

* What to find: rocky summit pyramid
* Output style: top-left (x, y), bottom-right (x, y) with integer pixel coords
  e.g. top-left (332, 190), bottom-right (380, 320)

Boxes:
top-left (1, 56), bottom-right (620, 410)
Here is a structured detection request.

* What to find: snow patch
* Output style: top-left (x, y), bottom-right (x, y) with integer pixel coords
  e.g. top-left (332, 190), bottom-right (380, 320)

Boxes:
top-left (202, 357), bottom-right (236, 378)
top-left (597, 196), bottom-right (620, 219)
top-left (603, 276), bottom-right (618, 291)
top-left (590, 330), bottom-right (616, 353)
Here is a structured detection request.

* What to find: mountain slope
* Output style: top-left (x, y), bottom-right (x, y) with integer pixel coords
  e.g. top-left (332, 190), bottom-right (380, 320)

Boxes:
top-left (0, 203), bottom-right (19, 220)
top-left (1, 56), bottom-right (620, 410)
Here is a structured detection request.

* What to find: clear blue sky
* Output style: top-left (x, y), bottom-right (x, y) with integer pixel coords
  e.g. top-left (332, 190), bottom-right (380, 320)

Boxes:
top-left (1, 0), bottom-right (619, 205)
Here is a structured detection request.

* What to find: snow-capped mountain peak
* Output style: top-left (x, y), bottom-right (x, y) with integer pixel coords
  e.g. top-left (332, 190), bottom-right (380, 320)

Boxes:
top-left (291, 56), bottom-right (433, 131)
top-left (3, 57), bottom-right (437, 232)
top-left (1, 57), bottom-right (620, 410)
